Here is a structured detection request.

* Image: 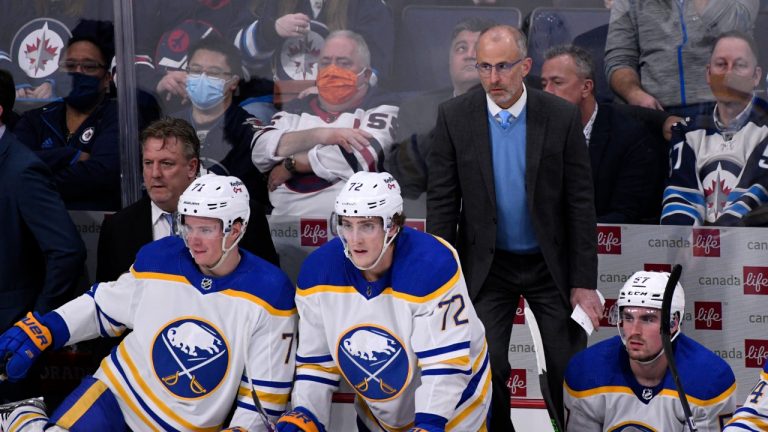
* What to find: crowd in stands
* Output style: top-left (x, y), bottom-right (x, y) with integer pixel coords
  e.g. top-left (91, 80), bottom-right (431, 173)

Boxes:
top-left (2, 0), bottom-right (768, 429)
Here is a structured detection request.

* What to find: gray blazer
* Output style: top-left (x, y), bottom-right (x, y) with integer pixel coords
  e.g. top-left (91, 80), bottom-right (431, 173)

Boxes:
top-left (427, 86), bottom-right (597, 303)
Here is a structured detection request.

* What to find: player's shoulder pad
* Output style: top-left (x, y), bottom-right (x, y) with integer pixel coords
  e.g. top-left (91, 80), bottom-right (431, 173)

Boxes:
top-left (225, 249), bottom-right (296, 312)
top-left (675, 334), bottom-right (736, 401)
top-left (389, 227), bottom-right (460, 298)
top-left (296, 237), bottom-right (348, 290)
top-left (565, 336), bottom-right (626, 391)
top-left (131, 236), bottom-right (187, 275)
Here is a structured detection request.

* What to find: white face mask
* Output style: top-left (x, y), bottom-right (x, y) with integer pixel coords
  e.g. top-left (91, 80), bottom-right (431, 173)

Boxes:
top-left (186, 73), bottom-right (227, 110)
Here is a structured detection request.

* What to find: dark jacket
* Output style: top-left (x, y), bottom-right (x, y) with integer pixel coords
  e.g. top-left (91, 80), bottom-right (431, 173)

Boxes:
top-left (0, 130), bottom-right (85, 330)
top-left (13, 99), bottom-right (120, 210)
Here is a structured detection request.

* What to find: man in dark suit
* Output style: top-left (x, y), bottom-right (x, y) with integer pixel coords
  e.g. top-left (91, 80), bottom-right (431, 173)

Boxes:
top-left (96, 117), bottom-right (278, 282)
top-left (427, 26), bottom-right (600, 430)
top-left (541, 45), bottom-right (661, 223)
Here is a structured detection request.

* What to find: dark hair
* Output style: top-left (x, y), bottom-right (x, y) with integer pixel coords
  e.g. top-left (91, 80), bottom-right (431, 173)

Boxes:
top-left (140, 117), bottom-right (201, 166)
top-left (188, 35), bottom-right (243, 78)
top-left (544, 44), bottom-right (595, 82)
top-left (451, 17), bottom-right (496, 42)
top-left (68, 19), bottom-right (115, 65)
top-left (711, 30), bottom-right (760, 65)
top-left (0, 69), bottom-right (15, 125)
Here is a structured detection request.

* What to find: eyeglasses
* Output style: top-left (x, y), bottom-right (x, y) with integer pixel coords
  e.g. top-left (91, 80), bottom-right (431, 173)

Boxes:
top-left (186, 67), bottom-right (234, 80)
top-left (58, 60), bottom-right (107, 75)
top-left (475, 59), bottom-right (523, 76)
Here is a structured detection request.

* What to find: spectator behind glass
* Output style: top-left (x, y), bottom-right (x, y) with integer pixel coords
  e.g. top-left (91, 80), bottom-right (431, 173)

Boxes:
top-left (250, 30), bottom-right (398, 218)
top-left (386, 16), bottom-right (495, 202)
top-left (0, 67), bottom-right (85, 334)
top-left (541, 45), bottom-right (660, 223)
top-left (239, 0), bottom-right (394, 93)
top-left (13, 19), bottom-right (120, 210)
top-left (170, 36), bottom-right (270, 207)
top-left (662, 31), bottom-right (768, 226)
top-left (0, 0), bottom-right (113, 103)
top-left (605, 0), bottom-right (759, 118)
top-left (427, 25), bottom-right (600, 431)
top-left (97, 117), bottom-right (278, 283)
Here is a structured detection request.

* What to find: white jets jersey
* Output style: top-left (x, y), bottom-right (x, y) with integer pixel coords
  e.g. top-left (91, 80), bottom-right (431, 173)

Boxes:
top-left (291, 227), bottom-right (490, 431)
top-left (662, 99), bottom-right (768, 225)
top-left (724, 362), bottom-right (768, 430)
top-left (564, 335), bottom-right (736, 431)
top-left (53, 237), bottom-right (298, 431)
top-left (250, 92), bottom-right (398, 217)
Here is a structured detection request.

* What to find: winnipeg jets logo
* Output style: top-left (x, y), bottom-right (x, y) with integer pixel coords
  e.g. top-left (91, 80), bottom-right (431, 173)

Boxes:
top-left (80, 127), bottom-right (95, 144)
top-left (700, 159), bottom-right (740, 222)
top-left (277, 21), bottom-right (328, 80)
top-left (12, 19), bottom-right (70, 78)
top-left (151, 318), bottom-right (229, 399)
top-left (337, 325), bottom-right (409, 401)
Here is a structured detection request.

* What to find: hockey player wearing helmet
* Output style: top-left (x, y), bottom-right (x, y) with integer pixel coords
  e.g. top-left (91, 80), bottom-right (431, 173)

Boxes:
top-left (0, 174), bottom-right (297, 432)
top-left (276, 171), bottom-right (490, 432)
top-left (564, 270), bottom-right (736, 431)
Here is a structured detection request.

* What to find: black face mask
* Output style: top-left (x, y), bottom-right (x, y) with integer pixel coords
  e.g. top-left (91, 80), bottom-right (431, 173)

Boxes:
top-left (64, 73), bottom-right (104, 111)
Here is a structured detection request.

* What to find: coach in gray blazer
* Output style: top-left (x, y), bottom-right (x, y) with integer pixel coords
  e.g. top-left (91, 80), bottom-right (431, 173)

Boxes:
top-left (427, 26), bottom-right (600, 431)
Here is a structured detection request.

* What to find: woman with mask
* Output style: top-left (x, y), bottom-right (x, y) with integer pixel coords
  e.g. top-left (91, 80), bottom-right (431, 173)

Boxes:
top-left (13, 20), bottom-right (119, 211)
top-left (170, 35), bottom-right (271, 208)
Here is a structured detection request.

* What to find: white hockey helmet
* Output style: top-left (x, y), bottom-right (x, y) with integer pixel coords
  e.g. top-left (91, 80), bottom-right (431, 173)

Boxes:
top-left (617, 271), bottom-right (685, 319)
top-left (178, 174), bottom-right (250, 233)
top-left (334, 171), bottom-right (403, 232)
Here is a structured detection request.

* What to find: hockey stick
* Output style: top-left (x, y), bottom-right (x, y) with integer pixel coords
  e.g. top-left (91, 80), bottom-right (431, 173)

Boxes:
top-left (660, 264), bottom-right (697, 432)
top-left (524, 307), bottom-right (562, 432)
top-left (242, 346), bottom-right (276, 432)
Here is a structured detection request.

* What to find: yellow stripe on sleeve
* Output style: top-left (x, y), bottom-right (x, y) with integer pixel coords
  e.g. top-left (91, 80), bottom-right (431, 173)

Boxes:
top-left (447, 363), bottom-right (492, 430)
top-left (237, 387), bottom-right (290, 405)
top-left (130, 268), bottom-right (191, 285)
top-left (297, 363), bottom-right (340, 374)
top-left (564, 383), bottom-right (635, 398)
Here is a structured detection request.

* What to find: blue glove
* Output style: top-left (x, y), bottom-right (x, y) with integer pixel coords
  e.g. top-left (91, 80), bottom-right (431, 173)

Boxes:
top-left (276, 406), bottom-right (325, 432)
top-left (0, 312), bottom-right (54, 382)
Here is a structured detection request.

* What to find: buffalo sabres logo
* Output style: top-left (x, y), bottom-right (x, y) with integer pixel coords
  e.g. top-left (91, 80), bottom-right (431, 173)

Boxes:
top-left (151, 318), bottom-right (229, 399)
top-left (337, 325), bottom-right (409, 401)
top-left (274, 20), bottom-right (328, 80)
top-left (12, 19), bottom-right (70, 79)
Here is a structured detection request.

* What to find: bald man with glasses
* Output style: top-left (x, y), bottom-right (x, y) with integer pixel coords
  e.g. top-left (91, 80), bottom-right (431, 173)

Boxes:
top-left (428, 25), bottom-right (600, 431)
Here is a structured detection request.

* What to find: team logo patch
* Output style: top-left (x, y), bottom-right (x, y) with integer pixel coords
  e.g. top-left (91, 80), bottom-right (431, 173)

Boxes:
top-left (151, 318), bottom-right (229, 399)
top-left (12, 18), bottom-right (70, 79)
top-left (156, 20), bottom-right (221, 69)
top-left (699, 159), bottom-right (740, 222)
top-left (200, 278), bottom-right (213, 290)
top-left (274, 20), bottom-right (328, 80)
top-left (80, 127), bottom-right (95, 144)
top-left (337, 325), bottom-right (409, 401)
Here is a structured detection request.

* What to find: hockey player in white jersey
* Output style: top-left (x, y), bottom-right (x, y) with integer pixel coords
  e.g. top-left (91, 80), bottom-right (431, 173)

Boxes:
top-left (564, 271), bottom-right (736, 431)
top-left (275, 171), bottom-right (490, 432)
top-left (0, 174), bottom-right (297, 432)
top-left (724, 362), bottom-right (768, 430)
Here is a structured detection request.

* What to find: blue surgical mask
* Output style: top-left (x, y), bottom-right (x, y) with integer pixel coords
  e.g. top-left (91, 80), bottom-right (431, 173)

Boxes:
top-left (64, 73), bottom-right (104, 111)
top-left (186, 73), bottom-right (227, 110)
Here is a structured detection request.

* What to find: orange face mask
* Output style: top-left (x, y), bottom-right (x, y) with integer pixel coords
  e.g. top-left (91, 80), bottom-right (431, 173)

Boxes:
top-left (709, 72), bottom-right (754, 104)
top-left (317, 65), bottom-right (365, 105)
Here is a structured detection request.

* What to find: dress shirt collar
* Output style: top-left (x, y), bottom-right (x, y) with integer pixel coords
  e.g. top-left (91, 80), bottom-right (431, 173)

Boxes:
top-left (486, 84), bottom-right (527, 120)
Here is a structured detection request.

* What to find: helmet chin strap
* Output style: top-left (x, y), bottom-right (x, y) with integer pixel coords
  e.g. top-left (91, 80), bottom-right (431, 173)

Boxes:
top-left (201, 228), bottom-right (246, 273)
top-left (344, 227), bottom-right (399, 272)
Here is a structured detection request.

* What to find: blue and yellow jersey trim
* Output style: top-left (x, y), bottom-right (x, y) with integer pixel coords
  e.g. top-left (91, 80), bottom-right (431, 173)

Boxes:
top-left (565, 382), bottom-right (736, 407)
top-left (130, 267), bottom-right (191, 285)
top-left (219, 289), bottom-right (297, 316)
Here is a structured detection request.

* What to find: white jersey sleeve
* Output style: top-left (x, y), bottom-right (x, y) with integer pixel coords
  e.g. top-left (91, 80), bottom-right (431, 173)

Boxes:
top-left (230, 304), bottom-right (298, 430)
top-left (53, 270), bottom-right (142, 344)
top-left (288, 291), bottom-right (340, 429)
top-left (724, 365), bottom-right (768, 431)
top-left (564, 385), bottom-right (605, 431)
top-left (250, 111), bottom-right (300, 173)
top-left (307, 104), bottom-right (399, 182)
top-left (410, 272), bottom-right (477, 421)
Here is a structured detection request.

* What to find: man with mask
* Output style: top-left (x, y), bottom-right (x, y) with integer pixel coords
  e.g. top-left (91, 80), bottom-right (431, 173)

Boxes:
top-left (13, 20), bottom-right (119, 211)
top-left (251, 30), bottom-right (399, 218)
top-left (662, 31), bottom-right (768, 226)
top-left (171, 35), bottom-right (270, 207)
